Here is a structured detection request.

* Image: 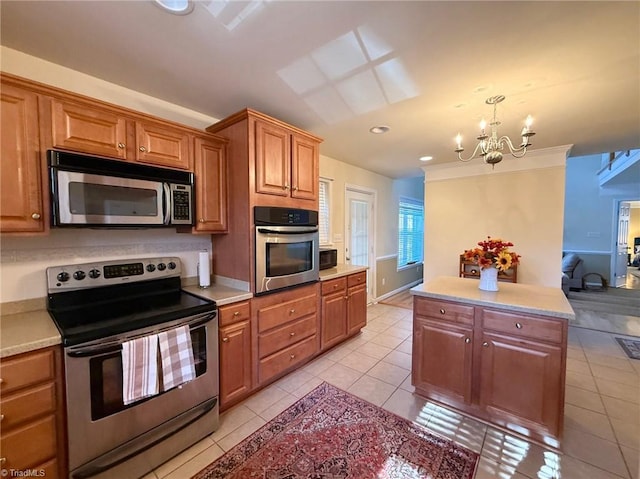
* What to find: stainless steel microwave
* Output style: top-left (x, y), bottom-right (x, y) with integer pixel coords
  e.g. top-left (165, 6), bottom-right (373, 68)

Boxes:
top-left (48, 150), bottom-right (194, 227)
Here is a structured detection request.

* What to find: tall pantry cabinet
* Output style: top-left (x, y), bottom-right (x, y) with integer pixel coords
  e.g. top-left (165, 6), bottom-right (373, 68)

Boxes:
top-left (205, 108), bottom-right (322, 291)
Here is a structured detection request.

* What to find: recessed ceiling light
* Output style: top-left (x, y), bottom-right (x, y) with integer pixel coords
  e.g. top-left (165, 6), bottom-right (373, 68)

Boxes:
top-left (419, 156), bottom-right (433, 162)
top-left (154, 0), bottom-right (194, 15)
top-left (369, 125), bottom-right (390, 134)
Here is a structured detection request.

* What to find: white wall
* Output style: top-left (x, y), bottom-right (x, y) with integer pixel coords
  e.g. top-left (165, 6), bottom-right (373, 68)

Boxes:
top-left (422, 146), bottom-right (572, 287)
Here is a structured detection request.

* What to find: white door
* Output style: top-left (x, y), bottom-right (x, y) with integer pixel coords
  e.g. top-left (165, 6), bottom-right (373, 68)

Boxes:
top-left (345, 187), bottom-right (375, 303)
top-left (614, 201), bottom-right (631, 288)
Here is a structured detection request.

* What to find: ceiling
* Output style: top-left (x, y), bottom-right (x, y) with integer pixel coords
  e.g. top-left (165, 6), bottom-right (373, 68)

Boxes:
top-left (1, 1), bottom-right (639, 178)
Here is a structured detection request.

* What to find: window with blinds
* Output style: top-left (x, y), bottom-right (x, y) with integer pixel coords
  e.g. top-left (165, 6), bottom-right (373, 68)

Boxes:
top-left (398, 197), bottom-right (424, 269)
top-left (319, 178), bottom-right (331, 245)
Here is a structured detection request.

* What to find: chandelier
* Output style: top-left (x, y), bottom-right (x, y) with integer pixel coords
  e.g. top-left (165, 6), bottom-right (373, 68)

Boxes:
top-left (455, 95), bottom-right (535, 167)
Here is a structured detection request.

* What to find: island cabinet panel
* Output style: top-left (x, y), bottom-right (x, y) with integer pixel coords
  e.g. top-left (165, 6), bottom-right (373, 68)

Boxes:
top-left (412, 295), bottom-right (567, 447)
top-left (0, 83), bottom-right (45, 233)
top-left (0, 346), bottom-right (67, 478)
top-left (412, 318), bottom-right (473, 405)
top-left (218, 301), bottom-right (253, 410)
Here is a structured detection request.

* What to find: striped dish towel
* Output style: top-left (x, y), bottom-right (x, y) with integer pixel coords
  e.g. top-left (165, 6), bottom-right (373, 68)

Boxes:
top-left (122, 334), bottom-right (159, 405)
top-left (158, 325), bottom-right (196, 391)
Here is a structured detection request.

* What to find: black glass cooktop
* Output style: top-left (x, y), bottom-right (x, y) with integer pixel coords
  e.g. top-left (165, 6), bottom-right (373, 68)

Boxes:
top-left (47, 277), bottom-right (216, 346)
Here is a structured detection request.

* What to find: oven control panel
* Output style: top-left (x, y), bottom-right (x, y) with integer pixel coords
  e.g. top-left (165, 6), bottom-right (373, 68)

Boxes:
top-left (46, 256), bottom-right (182, 292)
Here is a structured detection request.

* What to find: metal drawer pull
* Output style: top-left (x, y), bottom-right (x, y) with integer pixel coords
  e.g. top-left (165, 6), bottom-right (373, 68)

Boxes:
top-left (117, 142), bottom-right (125, 148)
top-left (31, 213), bottom-right (41, 220)
top-left (515, 322), bottom-right (523, 329)
top-left (464, 337), bottom-right (471, 343)
top-left (0, 458), bottom-right (6, 464)
top-left (290, 332), bottom-right (296, 337)
top-left (0, 414), bottom-right (4, 421)
top-left (0, 378), bottom-right (3, 384)
top-left (222, 337), bottom-right (229, 343)
top-left (290, 309), bottom-right (295, 314)
top-left (439, 309), bottom-right (446, 314)
top-left (290, 354), bottom-right (296, 360)
top-left (482, 342), bottom-right (489, 347)
top-left (139, 146), bottom-right (147, 152)
top-left (233, 311), bottom-right (240, 317)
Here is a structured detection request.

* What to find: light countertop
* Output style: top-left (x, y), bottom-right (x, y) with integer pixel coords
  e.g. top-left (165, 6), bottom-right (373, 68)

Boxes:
top-left (411, 276), bottom-right (575, 320)
top-left (182, 283), bottom-right (253, 306)
top-left (319, 264), bottom-right (368, 281)
top-left (1, 309), bottom-right (62, 358)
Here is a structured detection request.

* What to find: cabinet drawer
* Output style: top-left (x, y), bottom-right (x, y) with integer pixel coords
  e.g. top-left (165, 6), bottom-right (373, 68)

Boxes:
top-left (0, 382), bottom-right (56, 430)
top-left (259, 334), bottom-right (317, 384)
top-left (482, 309), bottom-right (564, 344)
top-left (259, 315), bottom-right (317, 358)
top-left (0, 414), bottom-right (57, 470)
top-left (0, 349), bottom-right (55, 394)
top-left (414, 298), bottom-right (474, 326)
top-left (257, 294), bottom-right (317, 333)
top-left (321, 277), bottom-right (346, 295)
top-left (347, 271), bottom-right (366, 288)
top-left (219, 301), bottom-right (251, 327)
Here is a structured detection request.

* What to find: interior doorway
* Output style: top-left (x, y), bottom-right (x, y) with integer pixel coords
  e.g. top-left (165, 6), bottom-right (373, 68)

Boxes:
top-left (345, 186), bottom-right (376, 303)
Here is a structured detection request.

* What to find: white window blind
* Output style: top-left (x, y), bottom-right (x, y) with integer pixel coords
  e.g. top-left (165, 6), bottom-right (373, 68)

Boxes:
top-left (398, 197), bottom-right (424, 268)
top-left (319, 178), bottom-right (331, 245)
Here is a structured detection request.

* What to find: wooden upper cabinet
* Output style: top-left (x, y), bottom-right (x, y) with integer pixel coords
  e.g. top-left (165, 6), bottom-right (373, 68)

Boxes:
top-left (255, 120), bottom-right (291, 197)
top-left (135, 121), bottom-right (191, 170)
top-left (193, 136), bottom-right (228, 233)
top-left (291, 133), bottom-right (319, 201)
top-left (51, 99), bottom-right (128, 159)
top-left (0, 84), bottom-right (45, 233)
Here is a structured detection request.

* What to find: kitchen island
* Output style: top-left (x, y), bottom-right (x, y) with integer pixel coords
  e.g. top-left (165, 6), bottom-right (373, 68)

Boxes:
top-left (410, 276), bottom-right (574, 449)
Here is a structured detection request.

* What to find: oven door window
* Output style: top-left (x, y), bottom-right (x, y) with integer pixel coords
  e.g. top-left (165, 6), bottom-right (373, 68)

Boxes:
top-left (88, 326), bottom-right (207, 421)
top-left (266, 241), bottom-right (313, 277)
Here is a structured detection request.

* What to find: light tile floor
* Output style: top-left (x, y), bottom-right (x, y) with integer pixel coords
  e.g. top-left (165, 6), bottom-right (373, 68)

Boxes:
top-left (145, 302), bottom-right (640, 479)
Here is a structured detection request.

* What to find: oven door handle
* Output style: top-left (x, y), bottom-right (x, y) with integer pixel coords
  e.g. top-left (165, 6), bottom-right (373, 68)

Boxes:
top-left (257, 227), bottom-right (318, 235)
top-left (66, 312), bottom-right (215, 358)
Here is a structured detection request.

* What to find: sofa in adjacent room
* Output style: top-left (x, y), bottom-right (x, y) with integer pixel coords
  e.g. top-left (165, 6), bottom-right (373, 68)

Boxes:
top-left (561, 252), bottom-right (584, 294)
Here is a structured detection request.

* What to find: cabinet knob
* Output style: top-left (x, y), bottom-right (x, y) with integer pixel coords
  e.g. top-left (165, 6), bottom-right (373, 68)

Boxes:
top-left (199, 218), bottom-right (205, 223)
top-left (222, 337), bottom-right (229, 343)
top-left (344, 296), bottom-right (349, 300)
top-left (233, 311), bottom-right (240, 317)
top-left (293, 186), bottom-right (299, 191)
top-left (482, 342), bottom-right (489, 347)
top-left (289, 332), bottom-right (296, 337)
top-left (118, 142), bottom-right (126, 149)
top-left (515, 322), bottom-right (523, 329)
top-left (464, 337), bottom-right (471, 344)
top-left (290, 354), bottom-right (296, 360)
top-left (0, 458), bottom-right (5, 464)
top-left (0, 378), bottom-right (3, 384)
top-left (289, 309), bottom-right (295, 314)
top-left (31, 213), bottom-right (41, 220)
top-left (439, 308), bottom-right (446, 314)
top-left (139, 146), bottom-right (147, 152)
top-left (0, 414), bottom-right (4, 421)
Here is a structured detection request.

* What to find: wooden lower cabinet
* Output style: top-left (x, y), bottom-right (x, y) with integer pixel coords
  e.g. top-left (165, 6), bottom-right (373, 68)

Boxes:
top-left (0, 346), bottom-right (66, 478)
top-left (253, 283), bottom-right (320, 385)
top-left (320, 272), bottom-right (367, 351)
top-left (412, 296), bottom-right (567, 447)
top-left (218, 301), bottom-right (253, 410)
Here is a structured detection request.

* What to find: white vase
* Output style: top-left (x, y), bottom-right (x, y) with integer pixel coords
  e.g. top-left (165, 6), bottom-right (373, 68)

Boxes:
top-left (479, 267), bottom-right (499, 291)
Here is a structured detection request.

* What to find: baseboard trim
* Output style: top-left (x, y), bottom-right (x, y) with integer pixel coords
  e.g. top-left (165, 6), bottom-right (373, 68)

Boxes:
top-left (374, 279), bottom-right (422, 304)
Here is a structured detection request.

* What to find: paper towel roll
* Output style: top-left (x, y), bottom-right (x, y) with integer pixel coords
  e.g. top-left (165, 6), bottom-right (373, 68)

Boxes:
top-left (198, 251), bottom-right (210, 288)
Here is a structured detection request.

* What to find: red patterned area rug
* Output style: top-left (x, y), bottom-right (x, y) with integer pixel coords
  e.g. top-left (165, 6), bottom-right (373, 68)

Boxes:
top-left (192, 382), bottom-right (478, 479)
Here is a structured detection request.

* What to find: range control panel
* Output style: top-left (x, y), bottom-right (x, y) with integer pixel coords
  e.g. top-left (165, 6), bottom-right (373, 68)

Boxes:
top-left (46, 257), bottom-right (182, 292)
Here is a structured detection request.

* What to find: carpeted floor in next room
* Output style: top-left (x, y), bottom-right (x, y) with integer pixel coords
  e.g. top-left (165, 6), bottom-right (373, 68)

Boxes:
top-left (142, 298), bottom-right (639, 479)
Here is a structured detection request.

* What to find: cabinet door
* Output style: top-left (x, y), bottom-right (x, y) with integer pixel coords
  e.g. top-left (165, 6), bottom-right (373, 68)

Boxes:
top-left (347, 283), bottom-right (367, 334)
top-left (321, 291), bottom-right (347, 350)
top-left (0, 85), bottom-right (45, 232)
top-left (479, 332), bottom-right (563, 436)
top-left (219, 320), bottom-right (252, 408)
top-left (255, 120), bottom-right (290, 197)
top-left (51, 99), bottom-right (128, 159)
top-left (135, 121), bottom-right (191, 170)
top-left (290, 133), bottom-right (318, 201)
top-left (412, 318), bottom-right (473, 404)
top-left (193, 136), bottom-right (227, 232)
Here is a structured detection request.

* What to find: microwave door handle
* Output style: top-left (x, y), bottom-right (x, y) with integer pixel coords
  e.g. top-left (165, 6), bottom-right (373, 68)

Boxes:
top-left (257, 228), bottom-right (319, 235)
top-left (162, 183), bottom-right (171, 225)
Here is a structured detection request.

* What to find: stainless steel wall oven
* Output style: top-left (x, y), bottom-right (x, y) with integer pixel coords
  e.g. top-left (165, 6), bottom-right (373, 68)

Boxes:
top-left (46, 257), bottom-right (218, 479)
top-left (254, 206), bottom-right (319, 295)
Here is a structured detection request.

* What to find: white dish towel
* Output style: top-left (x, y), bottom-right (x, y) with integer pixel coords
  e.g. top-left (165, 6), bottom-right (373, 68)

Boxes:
top-left (122, 334), bottom-right (159, 405)
top-left (158, 325), bottom-right (196, 391)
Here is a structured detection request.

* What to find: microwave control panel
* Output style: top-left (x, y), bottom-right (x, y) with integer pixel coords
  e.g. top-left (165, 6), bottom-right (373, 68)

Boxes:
top-left (171, 184), bottom-right (192, 224)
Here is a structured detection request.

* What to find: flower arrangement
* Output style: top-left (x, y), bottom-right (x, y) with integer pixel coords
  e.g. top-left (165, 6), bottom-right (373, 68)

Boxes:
top-left (463, 237), bottom-right (520, 272)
